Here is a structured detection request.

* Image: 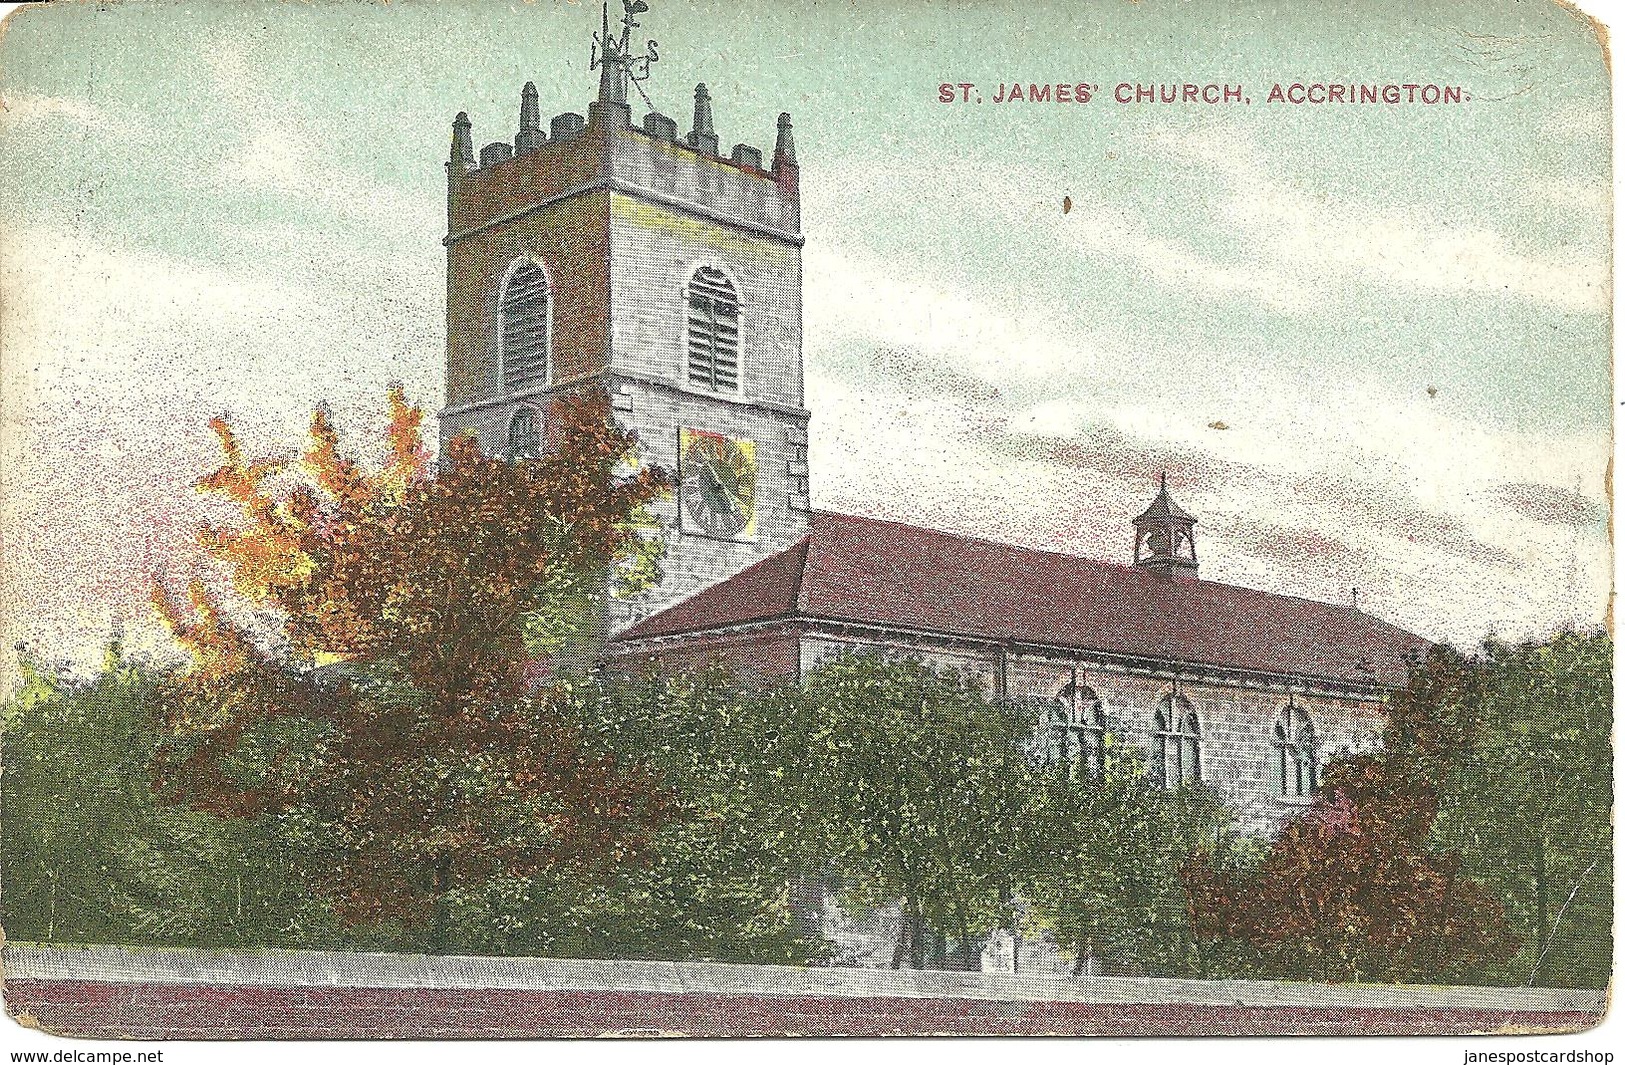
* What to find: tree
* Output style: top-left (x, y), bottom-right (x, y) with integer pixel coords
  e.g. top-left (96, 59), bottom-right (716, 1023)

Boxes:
top-left (1184, 746), bottom-right (1517, 984)
top-left (151, 387), bottom-right (673, 949)
top-left (789, 652), bottom-right (1038, 970)
top-left (1183, 641), bottom-right (1532, 985)
top-left (0, 643), bottom-right (340, 948)
top-left (1023, 754), bottom-right (1240, 978)
top-left (1427, 630), bottom-right (1612, 988)
top-left (486, 669), bottom-right (824, 964)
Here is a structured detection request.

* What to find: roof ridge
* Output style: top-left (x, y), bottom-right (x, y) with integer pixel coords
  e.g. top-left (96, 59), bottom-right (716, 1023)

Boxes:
top-left (811, 509), bottom-right (1373, 620)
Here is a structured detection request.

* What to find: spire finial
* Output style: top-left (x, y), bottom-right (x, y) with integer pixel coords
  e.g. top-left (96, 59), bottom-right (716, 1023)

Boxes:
top-left (596, 1), bottom-right (624, 105)
top-left (521, 82), bottom-right (541, 130)
top-left (1160, 471), bottom-right (1168, 492)
top-left (516, 82), bottom-right (546, 152)
top-left (693, 83), bottom-right (714, 133)
top-left (449, 111), bottom-right (476, 172)
top-left (687, 82), bottom-right (719, 154)
top-left (592, 0), bottom-right (658, 113)
top-left (773, 111), bottom-right (798, 169)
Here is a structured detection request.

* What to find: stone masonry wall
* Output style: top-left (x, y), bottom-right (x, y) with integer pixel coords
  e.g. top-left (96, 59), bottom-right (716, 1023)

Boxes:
top-left (441, 191), bottom-right (611, 445)
top-left (604, 186), bottom-right (809, 629)
top-left (800, 632), bottom-right (1387, 833)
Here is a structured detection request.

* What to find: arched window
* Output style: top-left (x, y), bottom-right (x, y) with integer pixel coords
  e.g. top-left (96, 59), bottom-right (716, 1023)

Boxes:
top-left (1042, 683), bottom-right (1107, 782)
top-left (507, 405), bottom-right (541, 460)
top-left (500, 260), bottom-right (550, 393)
top-left (686, 265), bottom-right (739, 392)
top-left (1153, 695), bottom-right (1201, 788)
top-left (1273, 704), bottom-right (1318, 798)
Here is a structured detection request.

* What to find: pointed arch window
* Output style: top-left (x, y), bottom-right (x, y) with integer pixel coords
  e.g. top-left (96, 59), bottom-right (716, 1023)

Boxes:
top-left (1153, 695), bottom-right (1201, 788)
top-left (686, 265), bottom-right (739, 392)
top-left (1042, 682), bottom-right (1107, 782)
top-left (507, 405), bottom-right (541, 461)
top-left (500, 260), bottom-right (550, 393)
top-left (1273, 704), bottom-right (1318, 798)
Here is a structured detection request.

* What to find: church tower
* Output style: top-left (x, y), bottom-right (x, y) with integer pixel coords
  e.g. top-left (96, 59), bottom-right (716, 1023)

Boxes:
top-left (1133, 474), bottom-right (1199, 580)
top-left (438, 2), bottom-right (811, 630)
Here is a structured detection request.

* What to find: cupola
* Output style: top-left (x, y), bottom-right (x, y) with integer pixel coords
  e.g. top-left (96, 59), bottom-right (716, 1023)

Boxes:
top-left (1133, 473), bottom-right (1198, 580)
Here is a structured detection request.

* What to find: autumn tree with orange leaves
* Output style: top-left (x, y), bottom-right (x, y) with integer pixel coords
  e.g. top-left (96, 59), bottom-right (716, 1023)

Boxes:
top-left (152, 388), bottom-right (673, 950)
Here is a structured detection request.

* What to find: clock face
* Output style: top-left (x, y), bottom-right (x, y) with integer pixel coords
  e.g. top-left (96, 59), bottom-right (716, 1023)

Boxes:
top-left (679, 428), bottom-right (758, 541)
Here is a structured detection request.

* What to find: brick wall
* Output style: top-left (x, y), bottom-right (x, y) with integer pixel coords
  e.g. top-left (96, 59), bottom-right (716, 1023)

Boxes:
top-left (4, 945), bottom-right (1604, 1039)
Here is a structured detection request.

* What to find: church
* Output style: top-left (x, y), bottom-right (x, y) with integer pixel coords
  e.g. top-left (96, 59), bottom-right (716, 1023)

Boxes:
top-left (436, 4), bottom-right (1431, 831)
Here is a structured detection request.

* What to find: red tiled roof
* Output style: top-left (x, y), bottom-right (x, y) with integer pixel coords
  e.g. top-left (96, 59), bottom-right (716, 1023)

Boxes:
top-left (614, 511), bottom-right (1431, 688)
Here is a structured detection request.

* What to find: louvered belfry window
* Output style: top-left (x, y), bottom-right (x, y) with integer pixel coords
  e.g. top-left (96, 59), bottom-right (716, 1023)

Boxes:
top-left (501, 261), bottom-right (549, 393)
top-left (687, 266), bottom-right (739, 391)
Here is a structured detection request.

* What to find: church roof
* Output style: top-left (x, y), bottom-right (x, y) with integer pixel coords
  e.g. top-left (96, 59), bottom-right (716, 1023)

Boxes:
top-left (613, 511), bottom-right (1431, 689)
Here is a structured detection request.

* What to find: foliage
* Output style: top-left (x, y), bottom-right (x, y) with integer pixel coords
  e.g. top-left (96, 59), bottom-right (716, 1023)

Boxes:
top-left (1184, 746), bottom-right (1517, 984)
top-left (149, 388), bottom-right (673, 947)
top-left (1427, 630), bottom-right (1612, 988)
top-left (0, 645), bottom-right (348, 948)
top-left (787, 653), bottom-right (1044, 969)
top-left (450, 669), bottom-right (824, 964)
top-left (1179, 634), bottom-right (1613, 986)
top-left (1022, 752), bottom-right (1241, 978)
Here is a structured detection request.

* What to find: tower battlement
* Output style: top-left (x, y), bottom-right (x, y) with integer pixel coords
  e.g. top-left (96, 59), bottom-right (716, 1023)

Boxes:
top-left (446, 81), bottom-right (801, 246)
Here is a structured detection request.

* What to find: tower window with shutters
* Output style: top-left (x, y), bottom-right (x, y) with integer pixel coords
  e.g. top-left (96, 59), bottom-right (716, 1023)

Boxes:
top-left (500, 260), bottom-right (550, 393)
top-left (686, 265), bottom-right (740, 392)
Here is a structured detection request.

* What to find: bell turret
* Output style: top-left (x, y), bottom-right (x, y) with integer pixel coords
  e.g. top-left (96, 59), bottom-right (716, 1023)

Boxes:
top-left (1133, 473), bottom-right (1198, 580)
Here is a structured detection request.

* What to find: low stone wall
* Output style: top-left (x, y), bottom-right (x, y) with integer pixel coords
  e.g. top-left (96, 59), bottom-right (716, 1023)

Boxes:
top-left (3, 944), bottom-right (1607, 1039)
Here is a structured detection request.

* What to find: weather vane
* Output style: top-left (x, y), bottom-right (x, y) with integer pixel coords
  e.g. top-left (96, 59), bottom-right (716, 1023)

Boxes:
top-left (592, 0), bottom-right (660, 109)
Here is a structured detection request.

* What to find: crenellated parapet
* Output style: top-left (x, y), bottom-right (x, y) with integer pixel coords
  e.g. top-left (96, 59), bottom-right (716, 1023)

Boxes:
top-left (445, 79), bottom-right (802, 246)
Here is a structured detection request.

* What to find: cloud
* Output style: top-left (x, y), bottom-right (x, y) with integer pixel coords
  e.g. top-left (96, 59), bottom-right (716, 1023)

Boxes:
top-left (1147, 127), bottom-right (1611, 314)
top-left (1, 224), bottom-right (445, 687)
top-left (1047, 198), bottom-right (1309, 313)
top-left (993, 417), bottom-right (1519, 566)
top-left (1491, 482), bottom-right (1609, 527)
top-left (805, 242), bottom-right (1098, 385)
top-left (865, 346), bottom-right (1004, 405)
top-left (0, 92), bottom-right (138, 136)
top-left (203, 44), bottom-right (436, 232)
top-left (801, 201), bottom-right (1607, 649)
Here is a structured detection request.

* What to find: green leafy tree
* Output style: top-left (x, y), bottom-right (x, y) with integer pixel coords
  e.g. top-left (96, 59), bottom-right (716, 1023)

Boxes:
top-left (0, 644), bottom-right (342, 948)
top-left (445, 669), bottom-right (824, 964)
top-left (1428, 630), bottom-right (1612, 988)
top-left (791, 652), bottom-right (1038, 969)
top-left (1023, 754), bottom-right (1240, 977)
top-left (1181, 639), bottom-right (1588, 986)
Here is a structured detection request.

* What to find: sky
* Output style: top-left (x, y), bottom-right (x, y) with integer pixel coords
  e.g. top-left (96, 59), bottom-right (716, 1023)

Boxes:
top-left (0, 0), bottom-right (1613, 684)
